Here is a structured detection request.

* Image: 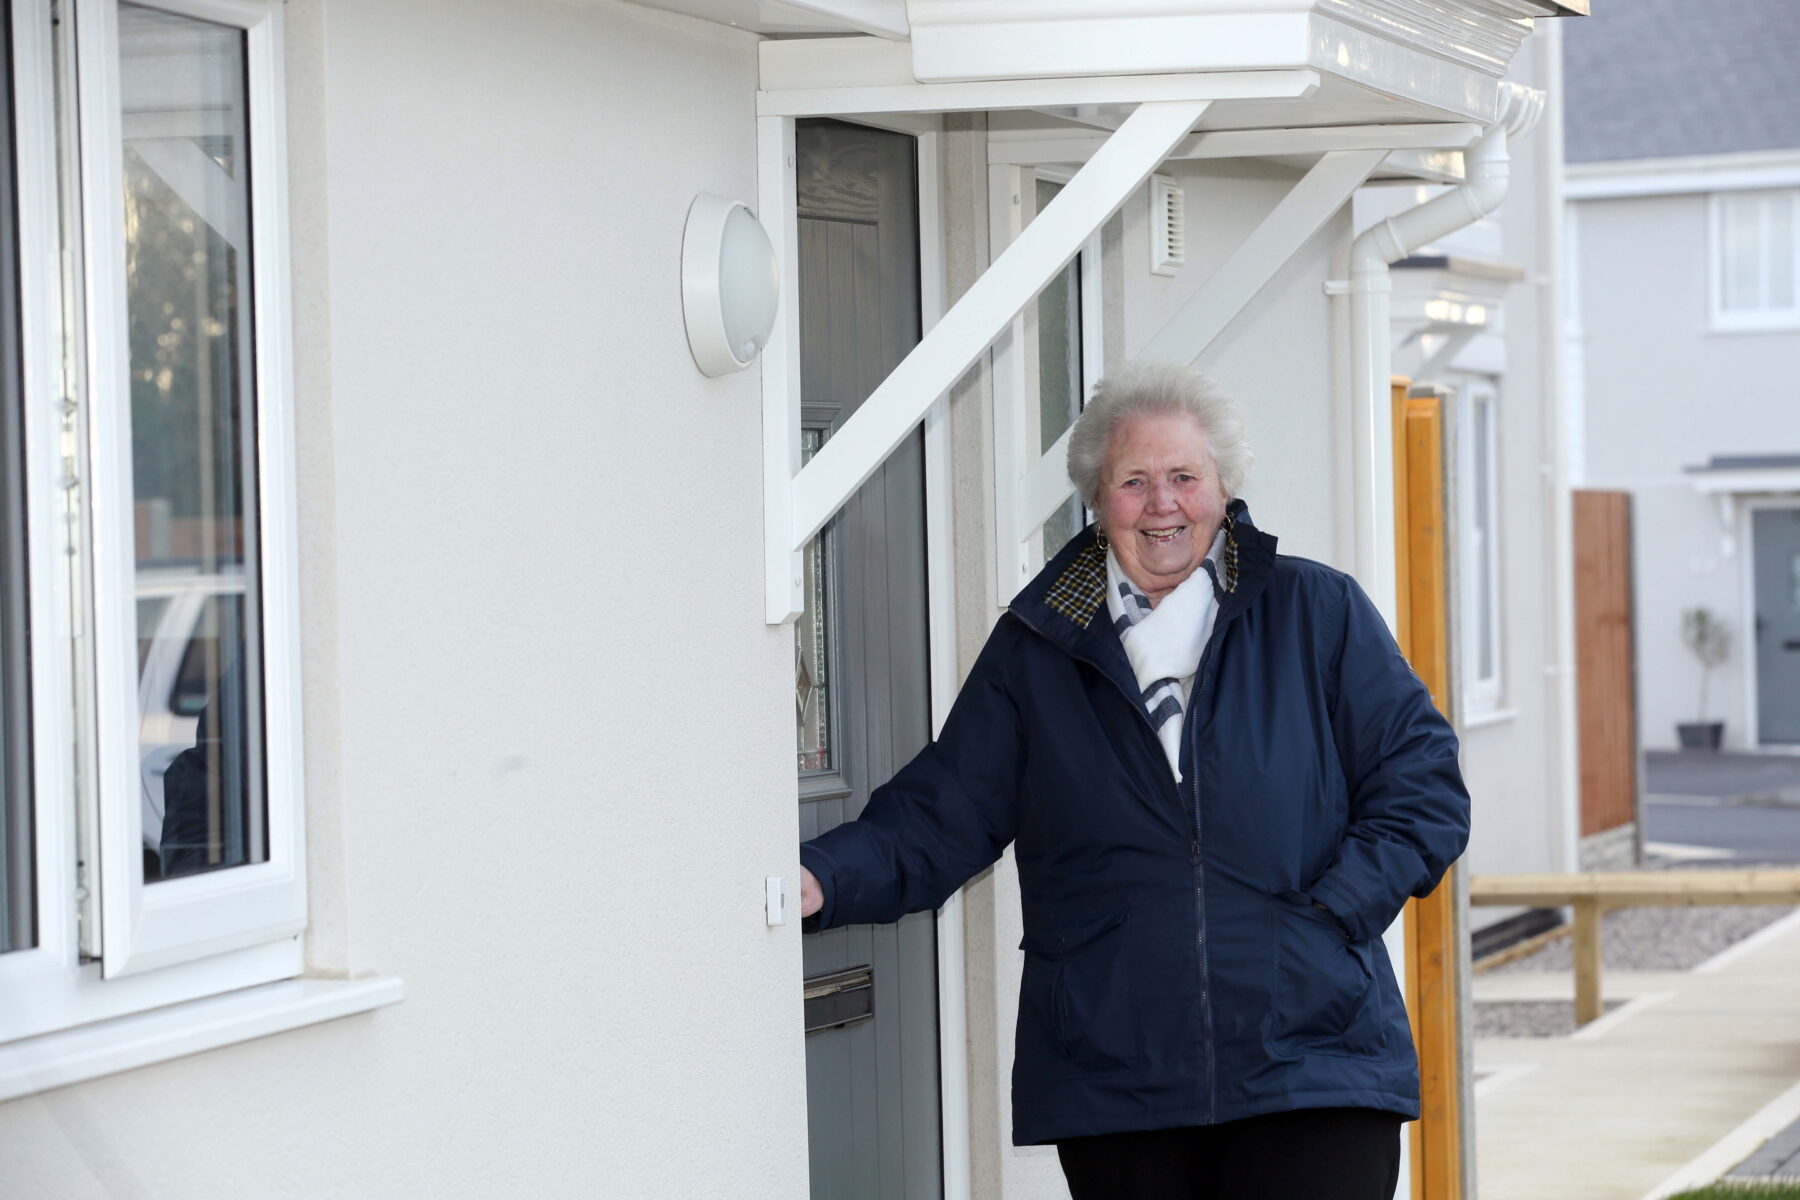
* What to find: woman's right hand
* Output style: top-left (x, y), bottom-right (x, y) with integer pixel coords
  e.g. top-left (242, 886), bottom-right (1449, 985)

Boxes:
top-left (800, 866), bottom-right (823, 919)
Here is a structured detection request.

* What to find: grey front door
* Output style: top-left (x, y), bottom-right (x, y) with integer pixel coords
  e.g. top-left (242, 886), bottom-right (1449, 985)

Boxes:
top-left (1754, 506), bottom-right (1800, 744)
top-left (793, 120), bottom-right (942, 1200)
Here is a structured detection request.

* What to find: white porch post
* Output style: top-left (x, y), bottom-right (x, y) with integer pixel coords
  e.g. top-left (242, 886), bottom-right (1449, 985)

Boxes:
top-left (770, 97), bottom-right (1210, 623)
top-left (758, 114), bottom-right (805, 623)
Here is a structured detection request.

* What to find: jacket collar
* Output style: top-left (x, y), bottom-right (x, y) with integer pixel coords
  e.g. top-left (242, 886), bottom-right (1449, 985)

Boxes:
top-left (1008, 499), bottom-right (1278, 666)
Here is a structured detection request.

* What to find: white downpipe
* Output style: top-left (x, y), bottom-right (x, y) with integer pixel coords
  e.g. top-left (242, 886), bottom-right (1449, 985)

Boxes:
top-left (1338, 82), bottom-right (1542, 1200)
top-left (1346, 83), bottom-right (1545, 625)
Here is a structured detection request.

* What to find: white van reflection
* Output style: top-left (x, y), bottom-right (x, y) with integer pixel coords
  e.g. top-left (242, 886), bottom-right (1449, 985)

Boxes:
top-left (137, 567), bottom-right (244, 874)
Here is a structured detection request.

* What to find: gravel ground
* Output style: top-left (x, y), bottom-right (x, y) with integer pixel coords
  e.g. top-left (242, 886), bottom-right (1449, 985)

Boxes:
top-left (1489, 859), bottom-right (1798, 974)
top-left (1474, 999), bottom-right (1626, 1039)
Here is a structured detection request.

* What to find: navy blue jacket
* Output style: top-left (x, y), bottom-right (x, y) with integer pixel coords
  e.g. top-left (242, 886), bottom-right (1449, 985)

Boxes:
top-left (800, 503), bottom-right (1470, 1145)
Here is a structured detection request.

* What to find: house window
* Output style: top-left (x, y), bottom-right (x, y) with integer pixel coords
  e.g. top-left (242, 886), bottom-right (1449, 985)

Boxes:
top-left (1459, 378), bottom-right (1503, 716)
top-left (1712, 189), bottom-right (1800, 330)
top-left (0, 0), bottom-right (307, 1045)
top-left (1032, 175), bottom-right (1102, 560)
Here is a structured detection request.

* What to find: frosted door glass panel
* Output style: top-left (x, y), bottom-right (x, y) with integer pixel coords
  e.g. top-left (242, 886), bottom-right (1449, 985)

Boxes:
top-left (120, 4), bottom-right (267, 883)
top-left (797, 429), bottom-right (833, 773)
top-left (1, 2), bottom-right (33, 955)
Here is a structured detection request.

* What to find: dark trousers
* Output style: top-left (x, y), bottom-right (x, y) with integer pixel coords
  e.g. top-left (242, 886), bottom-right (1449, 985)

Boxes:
top-left (1056, 1107), bottom-right (1403, 1200)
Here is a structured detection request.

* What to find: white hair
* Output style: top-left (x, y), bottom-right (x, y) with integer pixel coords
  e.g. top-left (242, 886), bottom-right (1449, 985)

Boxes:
top-left (1065, 363), bottom-right (1253, 508)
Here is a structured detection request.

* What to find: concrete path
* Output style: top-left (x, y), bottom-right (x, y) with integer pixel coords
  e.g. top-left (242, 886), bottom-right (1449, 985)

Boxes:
top-left (1473, 909), bottom-right (1800, 1199)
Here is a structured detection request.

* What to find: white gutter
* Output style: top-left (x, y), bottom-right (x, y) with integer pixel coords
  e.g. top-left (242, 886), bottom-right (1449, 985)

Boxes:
top-left (1339, 81), bottom-right (1546, 625)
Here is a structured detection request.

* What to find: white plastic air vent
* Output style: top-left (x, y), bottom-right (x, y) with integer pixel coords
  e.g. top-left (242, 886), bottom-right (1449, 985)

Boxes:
top-left (1151, 174), bottom-right (1184, 277)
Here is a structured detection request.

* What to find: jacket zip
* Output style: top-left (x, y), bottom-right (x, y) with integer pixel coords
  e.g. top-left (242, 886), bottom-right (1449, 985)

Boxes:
top-left (1185, 623), bottom-right (1228, 1123)
top-left (1010, 606), bottom-right (1233, 1122)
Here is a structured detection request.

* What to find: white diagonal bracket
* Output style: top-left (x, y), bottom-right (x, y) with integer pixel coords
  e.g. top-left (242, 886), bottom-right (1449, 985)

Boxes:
top-left (766, 98), bottom-right (1211, 623)
top-left (1001, 148), bottom-right (1388, 587)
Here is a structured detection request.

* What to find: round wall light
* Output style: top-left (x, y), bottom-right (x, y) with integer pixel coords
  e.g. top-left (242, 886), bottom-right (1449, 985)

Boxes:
top-left (681, 193), bottom-right (780, 377)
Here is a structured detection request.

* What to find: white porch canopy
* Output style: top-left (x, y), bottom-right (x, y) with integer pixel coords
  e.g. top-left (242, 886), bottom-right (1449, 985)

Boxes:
top-left (677, 0), bottom-right (1572, 623)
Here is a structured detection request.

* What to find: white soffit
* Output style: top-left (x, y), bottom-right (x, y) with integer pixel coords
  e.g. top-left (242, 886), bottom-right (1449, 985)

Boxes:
top-left (626, 0), bottom-right (907, 37)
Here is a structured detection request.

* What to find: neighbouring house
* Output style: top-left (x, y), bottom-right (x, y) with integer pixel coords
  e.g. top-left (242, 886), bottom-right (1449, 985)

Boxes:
top-left (0, 2), bottom-right (1585, 1198)
top-left (1564, 0), bottom-right (1800, 756)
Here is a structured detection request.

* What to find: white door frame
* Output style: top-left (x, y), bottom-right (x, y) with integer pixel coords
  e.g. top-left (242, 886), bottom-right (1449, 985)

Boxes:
top-left (786, 110), bottom-right (973, 1200)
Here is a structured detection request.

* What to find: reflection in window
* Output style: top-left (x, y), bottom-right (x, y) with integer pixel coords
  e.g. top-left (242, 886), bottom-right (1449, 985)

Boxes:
top-left (1035, 180), bottom-right (1088, 559)
top-left (1461, 379), bottom-right (1503, 715)
top-left (120, 4), bottom-right (266, 882)
top-left (796, 429), bottom-right (832, 772)
top-left (0, 0), bottom-right (31, 952)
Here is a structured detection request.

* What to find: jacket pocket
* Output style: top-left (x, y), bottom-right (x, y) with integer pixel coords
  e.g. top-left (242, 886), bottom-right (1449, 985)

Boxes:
top-left (1018, 901), bottom-right (1136, 1073)
top-left (1271, 898), bottom-right (1385, 1058)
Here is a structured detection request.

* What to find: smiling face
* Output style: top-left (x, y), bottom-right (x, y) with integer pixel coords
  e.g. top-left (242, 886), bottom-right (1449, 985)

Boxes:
top-left (1096, 411), bottom-right (1229, 606)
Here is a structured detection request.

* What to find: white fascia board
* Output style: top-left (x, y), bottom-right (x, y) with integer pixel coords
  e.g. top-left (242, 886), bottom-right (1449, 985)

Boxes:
top-left (758, 63), bottom-right (1318, 118)
top-left (906, 1), bottom-right (1538, 81)
top-left (1688, 469), bottom-right (1800, 496)
top-left (905, 2), bottom-right (1537, 95)
top-left (1566, 149), bottom-right (1800, 200)
top-left (986, 122), bottom-right (1480, 167)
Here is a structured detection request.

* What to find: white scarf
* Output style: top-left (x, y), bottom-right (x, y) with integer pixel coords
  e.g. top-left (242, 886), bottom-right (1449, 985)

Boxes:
top-left (1105, 528), bottom-right (1227, 781)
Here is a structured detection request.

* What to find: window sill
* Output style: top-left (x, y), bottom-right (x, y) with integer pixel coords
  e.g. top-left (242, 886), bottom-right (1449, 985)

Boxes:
top-left (1462, 707), bottom-right (1518, 730)
top-left (0, 975), bottom-right (403, 1102)
top-left (1708, 315), bottom-right (1800, 334)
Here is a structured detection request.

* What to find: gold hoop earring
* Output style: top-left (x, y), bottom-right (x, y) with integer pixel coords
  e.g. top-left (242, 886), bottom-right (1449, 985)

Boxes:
top-left (1094, 526), bottom-right (1109, 549)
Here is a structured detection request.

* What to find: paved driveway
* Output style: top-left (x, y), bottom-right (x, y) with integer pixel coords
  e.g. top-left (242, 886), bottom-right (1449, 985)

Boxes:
top-left (1644, 750), bottom-right (1800, 863)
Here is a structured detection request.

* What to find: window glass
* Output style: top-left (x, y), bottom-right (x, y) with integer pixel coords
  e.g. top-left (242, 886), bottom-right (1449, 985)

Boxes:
top-left (1034, 180), bottom-right (1088, 559)
top-left (1473, 396), bottom-right (1495, 682)
top-left (1721, 194), bottom-right (1763, 312)
top-left (796, 429), bottom-right (832, 773)
top-left (1719, 191), bottom-right (1800, 316)
top-left (120, 3), bottom-right (266, 882)
top-left (1768, 194), bottom-right (1796, 310)
top-left (0, 0), bottom-right (31, 953)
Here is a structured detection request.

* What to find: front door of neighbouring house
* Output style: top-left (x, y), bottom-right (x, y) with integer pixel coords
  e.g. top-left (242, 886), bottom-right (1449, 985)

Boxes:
top-left (1754, 506), bottom-right (1800, 744)
top-left (794, 119), bottom-right (942, 1200)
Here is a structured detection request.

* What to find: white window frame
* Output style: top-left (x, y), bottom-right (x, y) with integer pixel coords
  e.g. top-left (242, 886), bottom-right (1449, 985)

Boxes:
top-left (988, 158), bottom-right (1106, 600)
top-left (1028, 165), bottom-right (1104, 567)
top-left (1709, 188), bottom-right (1800, 332)
top-left (0, 0), bottom-right (309, 1045)
top-left (1457, 375), bottom-right (1504, 718)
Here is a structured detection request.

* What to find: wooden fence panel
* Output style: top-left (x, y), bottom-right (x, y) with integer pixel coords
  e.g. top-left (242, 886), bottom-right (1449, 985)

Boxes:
top-left (1574, 490), bottom-right (1638, 836)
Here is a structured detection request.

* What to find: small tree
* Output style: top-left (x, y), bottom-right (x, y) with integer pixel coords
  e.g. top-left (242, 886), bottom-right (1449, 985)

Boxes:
top-left (1681, 607), bottom-right (1731, 722)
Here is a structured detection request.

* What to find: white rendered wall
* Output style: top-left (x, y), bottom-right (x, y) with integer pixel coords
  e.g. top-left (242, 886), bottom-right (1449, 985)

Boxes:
top-left (0, 2), bottom-right (811, 1197)
top-left (1574, 190), bottom-right (1800, 750)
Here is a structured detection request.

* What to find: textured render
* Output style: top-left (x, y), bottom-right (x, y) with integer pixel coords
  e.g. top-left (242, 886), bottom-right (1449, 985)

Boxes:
top-left (0, 2), bottom-right (809, 1197)
top-left (1563, 0), bottom-right (1800, 163)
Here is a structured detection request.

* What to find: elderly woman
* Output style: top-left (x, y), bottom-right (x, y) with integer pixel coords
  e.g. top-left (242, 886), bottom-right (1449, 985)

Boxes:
top-left (798, 363), bottom-right (1469, 1200)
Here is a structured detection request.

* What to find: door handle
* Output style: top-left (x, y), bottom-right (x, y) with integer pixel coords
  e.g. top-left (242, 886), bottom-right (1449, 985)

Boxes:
top-left (804, 964), bottom-right (874, 1034)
